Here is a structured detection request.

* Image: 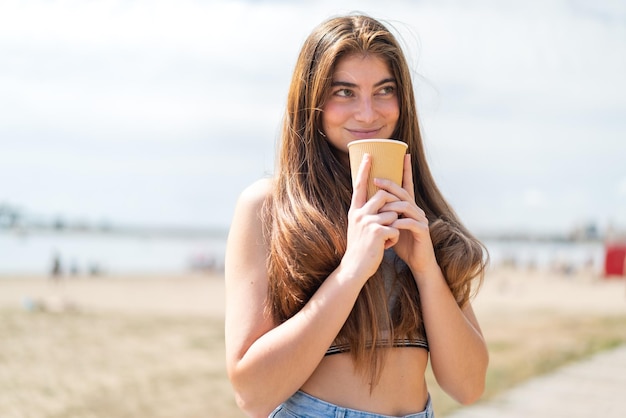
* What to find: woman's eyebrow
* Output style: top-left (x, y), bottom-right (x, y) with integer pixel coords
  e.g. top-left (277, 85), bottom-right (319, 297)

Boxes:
top-left (330, 80), bottom-right (357, 88)
top-left (374, 77), bottom-right (397, 87)
top-left (330, 77), bottom-right (397, 88)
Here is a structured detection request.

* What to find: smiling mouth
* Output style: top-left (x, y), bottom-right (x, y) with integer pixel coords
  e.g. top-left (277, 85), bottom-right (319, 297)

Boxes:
top-left (348, 128), bottom-right (382, 138)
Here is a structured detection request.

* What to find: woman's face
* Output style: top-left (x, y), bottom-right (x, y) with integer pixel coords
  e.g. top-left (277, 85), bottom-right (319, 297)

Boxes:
top-left (321, 53), bottom-right (400, 164)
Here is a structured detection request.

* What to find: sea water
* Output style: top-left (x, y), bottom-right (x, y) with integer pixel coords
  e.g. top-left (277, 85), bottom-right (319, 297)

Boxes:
top-left (0, 231), bottom-right (605, 276)
top-left (0, 230), bottom-right (227, 276)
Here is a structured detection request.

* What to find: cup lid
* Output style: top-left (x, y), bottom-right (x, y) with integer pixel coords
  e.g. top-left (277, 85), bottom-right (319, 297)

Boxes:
top-left (347, 139), bottom-right (408, 148)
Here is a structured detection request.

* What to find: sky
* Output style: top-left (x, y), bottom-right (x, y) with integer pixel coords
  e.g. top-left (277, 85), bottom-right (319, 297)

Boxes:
top-left (1, 0), bottom-right (625, 236)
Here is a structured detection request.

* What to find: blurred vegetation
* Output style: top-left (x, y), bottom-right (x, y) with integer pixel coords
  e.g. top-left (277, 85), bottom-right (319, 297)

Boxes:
top-left (428, 314), bottom-right (626, 416)
top-left (1, 308), bottom-right (625, 417)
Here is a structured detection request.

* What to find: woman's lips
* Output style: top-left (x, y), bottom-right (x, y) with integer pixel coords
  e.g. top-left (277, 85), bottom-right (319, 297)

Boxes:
top-left (347, 128), bottom-right (382, 139)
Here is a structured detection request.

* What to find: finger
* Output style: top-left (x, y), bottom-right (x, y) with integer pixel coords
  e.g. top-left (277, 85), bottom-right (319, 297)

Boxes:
top-left (380, 200), bottom-right (427, 220)
top-left (371, 178), bottom-right (411, 206)
top-left (369, 210), bottom-right (399, 226)
top-left (402, 154), bottom-right (415, 199)
top-left (364, 188), bottom-right (401, 213)
top-left (351, 153), bottom-right (372, 208)
top-left (392, 217), bottom-right (430, 237)
top-left (383, 227), bottom-right (400, 249)
top-left (354, 222), bottom-right (399, 250)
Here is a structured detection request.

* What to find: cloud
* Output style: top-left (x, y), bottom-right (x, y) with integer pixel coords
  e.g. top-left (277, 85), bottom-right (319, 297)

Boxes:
top-left (0, 0), bottom-right (625, 230)
top-left (618, 178), bottom-right (626, 196)
top-left (521, 188), bottom-right (546, 209)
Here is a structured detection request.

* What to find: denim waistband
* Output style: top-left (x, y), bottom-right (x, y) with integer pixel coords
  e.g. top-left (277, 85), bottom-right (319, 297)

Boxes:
top-left (270, 390), bottom-right (434, 418)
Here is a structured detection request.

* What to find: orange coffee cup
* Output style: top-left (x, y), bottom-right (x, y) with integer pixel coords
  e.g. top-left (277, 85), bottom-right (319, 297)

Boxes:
top-left (347, 139), bottom-right (408, 200)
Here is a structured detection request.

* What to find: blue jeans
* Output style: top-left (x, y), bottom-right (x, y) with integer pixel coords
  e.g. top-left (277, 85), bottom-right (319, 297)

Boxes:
top-left (269, 390), bottom-right (434, 418)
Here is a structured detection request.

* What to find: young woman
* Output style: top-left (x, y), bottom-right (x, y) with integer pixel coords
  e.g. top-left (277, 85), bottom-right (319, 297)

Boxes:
top-left (225, 14), bottom-right (488, 418)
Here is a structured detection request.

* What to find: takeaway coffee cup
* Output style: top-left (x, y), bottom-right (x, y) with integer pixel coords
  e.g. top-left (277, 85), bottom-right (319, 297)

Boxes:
top-left (347, 139), bottom-right (408, 200)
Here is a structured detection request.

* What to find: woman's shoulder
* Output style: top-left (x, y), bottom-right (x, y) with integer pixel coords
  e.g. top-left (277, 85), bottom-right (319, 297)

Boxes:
top-left (239, 177), bottom-right (274, 204)
top-left (235, 177), bottom-right (274, 212)
top-left (229, 178), bottom-right (274, 248)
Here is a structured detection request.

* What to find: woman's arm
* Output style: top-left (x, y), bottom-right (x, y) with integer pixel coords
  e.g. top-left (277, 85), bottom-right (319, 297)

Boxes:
top-left (225, 178), bottom-right (358, 417)
top-left (374, 155), bottom-right (488, 404)
top-left (225, 156), bottom-right (401, 417)
top-left (412, 265), bottom-right (488, 404)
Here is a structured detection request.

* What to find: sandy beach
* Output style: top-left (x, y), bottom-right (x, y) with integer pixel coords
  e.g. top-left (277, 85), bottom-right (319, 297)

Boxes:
top-left (4, 267), bottom-right (624, 320)
top-left (473, 268), bottom-right (626, 317)
top-left (1, 268), bottom-right (625, 417)
top-left (0, 273), bottom-right (227, 318)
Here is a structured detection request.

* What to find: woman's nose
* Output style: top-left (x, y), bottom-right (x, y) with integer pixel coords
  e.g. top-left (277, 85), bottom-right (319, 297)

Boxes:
top-left (354, 97), bottom-right (376, 123)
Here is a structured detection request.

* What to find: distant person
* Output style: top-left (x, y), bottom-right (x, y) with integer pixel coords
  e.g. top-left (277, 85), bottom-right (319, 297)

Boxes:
top-left (69, 259), bottom-right (80, 276)
top-left (88, 262), bottom-right (102, 277)
top-left (225, 14), bottom-right (488, 417)
top-left (50, 252), bottom-right (62, 283)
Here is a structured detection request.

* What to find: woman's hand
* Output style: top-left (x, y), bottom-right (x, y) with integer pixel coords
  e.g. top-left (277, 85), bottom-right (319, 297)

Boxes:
top-left (373, 154), bottom-right (438, 276)
top-left (374, 155), bottom-right (490, 403)
top-left (341, 153), bottom-right (402, 281)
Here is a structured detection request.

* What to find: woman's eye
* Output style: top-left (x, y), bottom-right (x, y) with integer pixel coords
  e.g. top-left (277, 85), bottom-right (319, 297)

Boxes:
top-left (378, 85), bottom-right (396, 96)
top-left (334, 89), bottom-right (353, 98)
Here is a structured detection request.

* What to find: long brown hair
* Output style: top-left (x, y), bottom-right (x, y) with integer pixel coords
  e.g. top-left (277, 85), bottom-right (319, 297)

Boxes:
top-left (264, 14), bottom-right (487, 384)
